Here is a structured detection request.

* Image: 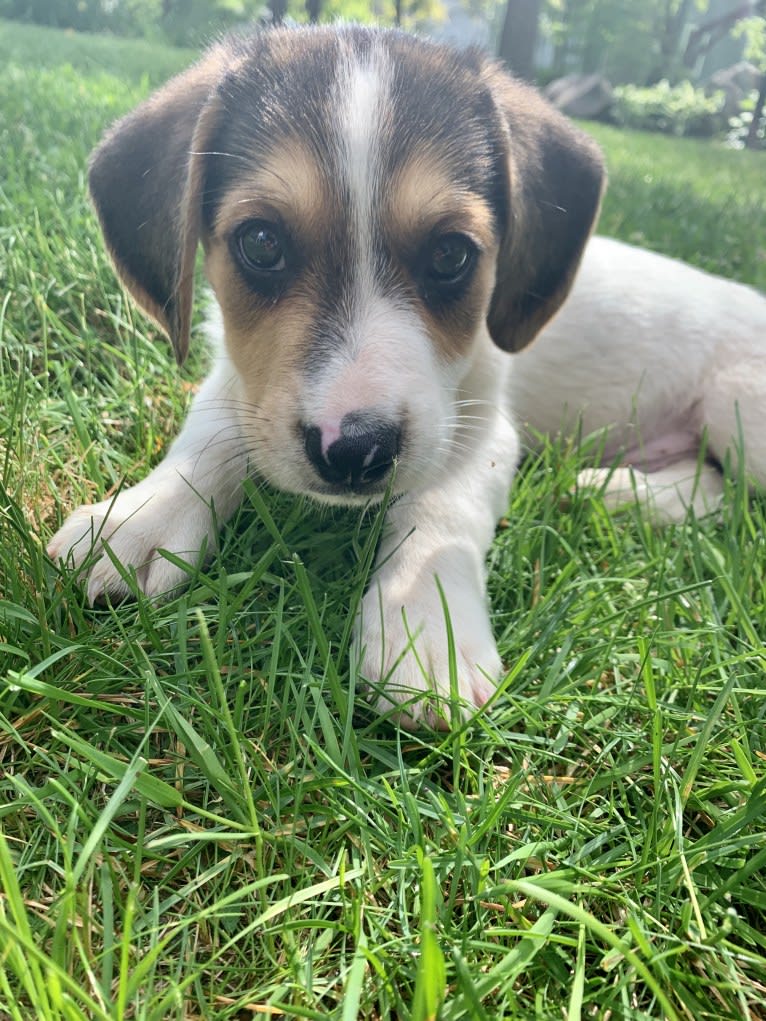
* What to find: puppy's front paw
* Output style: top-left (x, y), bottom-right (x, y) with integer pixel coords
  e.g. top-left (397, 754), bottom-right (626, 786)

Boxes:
top-left (356, 577), bottom-right (502, 730)
top-left (48, 482), bottom-right (215, 602)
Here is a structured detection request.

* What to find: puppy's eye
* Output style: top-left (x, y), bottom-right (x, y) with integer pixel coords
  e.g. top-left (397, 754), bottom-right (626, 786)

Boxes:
top-left (236, 221), bottom-right (286, 273)
top-left (427, 234), bottom-right (476, 284)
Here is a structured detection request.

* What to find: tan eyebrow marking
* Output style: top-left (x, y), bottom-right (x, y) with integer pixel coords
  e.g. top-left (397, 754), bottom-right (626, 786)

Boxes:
top-left (213, 141), bottom-right (328, 235)
top-left (387, 152), bottom-right (497, 250)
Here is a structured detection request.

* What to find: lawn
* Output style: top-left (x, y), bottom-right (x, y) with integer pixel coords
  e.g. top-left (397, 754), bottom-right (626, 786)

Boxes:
top-left (1, 17), bottom-right (766, 1021)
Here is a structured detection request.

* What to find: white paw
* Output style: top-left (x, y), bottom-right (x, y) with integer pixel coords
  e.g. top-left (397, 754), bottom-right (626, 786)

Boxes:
top-left (47, 480), bottom-right (216, 602)
top-left (356, 576), bottom-right (502, 730)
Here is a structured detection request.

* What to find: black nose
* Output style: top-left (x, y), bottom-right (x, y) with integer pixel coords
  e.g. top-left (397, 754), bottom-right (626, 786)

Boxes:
top-left (303, 413), bottom-right (401, 491)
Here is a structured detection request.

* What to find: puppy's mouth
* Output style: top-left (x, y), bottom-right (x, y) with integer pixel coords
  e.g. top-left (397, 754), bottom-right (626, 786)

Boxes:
top-left (299, 410), bottom-right (405, 502)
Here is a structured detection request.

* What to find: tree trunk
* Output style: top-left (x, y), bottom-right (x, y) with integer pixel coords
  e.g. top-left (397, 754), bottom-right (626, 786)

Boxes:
top-left (269, 0), bottom-right (287, 25)
top-left (306, 0), bottom-right (321, 21)
top-left (498, 0), bottom-right (541, 82)
top-left (646, 0), bottom-right (695, 85)
top-left (746, 71), bottom-right (766, 149)
top-left (684, 0), bottom-right (766, 70)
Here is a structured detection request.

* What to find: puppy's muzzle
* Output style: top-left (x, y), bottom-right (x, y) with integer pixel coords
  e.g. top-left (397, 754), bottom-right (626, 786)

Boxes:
top-left (303, 411), bottom-right (402, 493)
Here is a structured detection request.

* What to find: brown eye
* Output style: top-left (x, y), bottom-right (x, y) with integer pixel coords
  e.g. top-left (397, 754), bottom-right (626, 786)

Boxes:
top-left (236, 221), bottom-right (286, 272)
top-left (428, 234), bottom-right (475, 284)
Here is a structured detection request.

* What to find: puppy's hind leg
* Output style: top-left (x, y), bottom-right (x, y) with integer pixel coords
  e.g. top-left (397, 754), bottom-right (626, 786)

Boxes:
top-left (701, 363), bottom-right (766, 492)
top-left (692, 283), bottom-right (766, 489)
top-left (577, 460), bottom-right (724, 524)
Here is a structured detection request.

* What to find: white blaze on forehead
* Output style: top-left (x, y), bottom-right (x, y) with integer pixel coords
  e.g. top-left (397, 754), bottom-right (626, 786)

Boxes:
top-left (334, 42), bottom-right (389, 295)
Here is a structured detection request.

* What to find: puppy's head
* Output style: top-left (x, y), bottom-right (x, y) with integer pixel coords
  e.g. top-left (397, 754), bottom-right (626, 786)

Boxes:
top-left (89, 27), bottom-right (604, 503)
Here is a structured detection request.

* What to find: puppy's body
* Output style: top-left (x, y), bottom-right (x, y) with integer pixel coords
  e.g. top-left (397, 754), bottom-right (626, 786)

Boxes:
top-left (517, 238), bottom-right (766, 464)
top-left (48, 27), bottom-right (766, 727)
top-left (517, 237), bottom-right (766, 522)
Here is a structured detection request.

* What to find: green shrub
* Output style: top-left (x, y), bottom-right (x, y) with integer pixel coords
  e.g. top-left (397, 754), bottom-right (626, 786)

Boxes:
top-left (727, 89), bottom-right (766, 150)
top-left (612, 79), bottom-right (726, 137)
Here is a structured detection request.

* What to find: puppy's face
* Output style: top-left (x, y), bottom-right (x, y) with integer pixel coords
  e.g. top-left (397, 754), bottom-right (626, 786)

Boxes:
top-left (201, 32), bottom-right (506, 502)
top-left (88, 28), bottom-right (605, 504)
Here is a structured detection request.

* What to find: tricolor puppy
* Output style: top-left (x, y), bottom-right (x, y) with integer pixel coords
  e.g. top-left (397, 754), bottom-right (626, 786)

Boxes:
top-left (48, 26), bottom-right (766, 728)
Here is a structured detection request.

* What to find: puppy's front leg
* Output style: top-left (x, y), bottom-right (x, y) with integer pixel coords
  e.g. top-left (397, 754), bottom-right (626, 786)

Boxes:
top-left (357, 399), bottom-right (518, 730)
top-left (48, 358), bottom-right (248, 602)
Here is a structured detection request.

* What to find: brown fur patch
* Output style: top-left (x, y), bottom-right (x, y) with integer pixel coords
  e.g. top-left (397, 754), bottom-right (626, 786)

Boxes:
top-left (205, 242), bottom-right (312, 396)
top-left (382, 153), bottom-right (500, 362)
top-left (388, 154), bottom-right (497, 254)
top-left (211, 142), bottom-right (330, 242)
top-left (420, 254), bottom-right (499, 362)
top-left (480, 60), bottom-right (605, 351)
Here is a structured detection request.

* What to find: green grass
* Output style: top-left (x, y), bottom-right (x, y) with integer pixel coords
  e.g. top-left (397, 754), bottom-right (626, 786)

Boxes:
top-left (588, 122), bottom-right (766, 288)
top-left (1, 17), bottom-right (766, 1020)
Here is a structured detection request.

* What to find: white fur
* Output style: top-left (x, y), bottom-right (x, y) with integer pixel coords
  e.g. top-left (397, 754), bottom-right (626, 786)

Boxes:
top-left (49, 357), bottom-right (248, 601)
top-left (356, 333), bottom-right (517, 727)
top-left (335, 42), bottom-right (387, 270)
top-left (301, 295), bottom-right (468, 500)
top-left (511, 237), bottom-right (766, 504)
top-left (48, 244), bottom-right (766, 726)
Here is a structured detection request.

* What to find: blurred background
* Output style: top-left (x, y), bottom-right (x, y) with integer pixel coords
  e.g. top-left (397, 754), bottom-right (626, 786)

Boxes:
top-left (0, 0), bottom-right (764, 148)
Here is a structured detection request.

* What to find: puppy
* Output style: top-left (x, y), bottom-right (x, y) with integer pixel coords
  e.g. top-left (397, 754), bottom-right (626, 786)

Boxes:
top-left (48, 26), bottom-right (766, 728)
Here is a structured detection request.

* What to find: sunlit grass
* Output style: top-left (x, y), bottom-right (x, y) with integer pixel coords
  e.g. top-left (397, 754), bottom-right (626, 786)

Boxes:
top-left (1, 17), bottom-right (765, 1019)
top-left (588, 120), bottom-right (766, 287)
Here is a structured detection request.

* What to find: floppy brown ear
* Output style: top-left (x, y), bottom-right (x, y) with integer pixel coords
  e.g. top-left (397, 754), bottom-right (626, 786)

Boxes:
top-left (88, 45), bottom-right (229, 362)
top-left (484, 66), bottom-right (606, 352)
